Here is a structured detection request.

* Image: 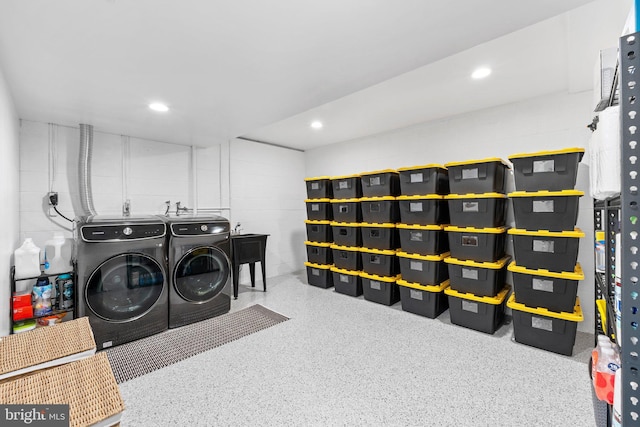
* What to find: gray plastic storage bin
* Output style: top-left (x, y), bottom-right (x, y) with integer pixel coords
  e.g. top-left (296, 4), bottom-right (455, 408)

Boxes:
top-left (305, 220), bottom-right (332, 243)
top-left (445, 285), bottom-right (510, 334)
top-left (397, 251), bottom-right (449, 286)
top-left (508, 228), bottom-right (584, 273)
top-left (360, 169), bottom-right (400, 197)
top-left (361, 196), bottom-right (399, 223)
top-left (509, 190), bottom-right (582, 232)
top-left (445, 226), bottom-right (507, 263)
top-left (330, 222), bottom-right (361, 247)
top-left (445, 255), bottom-right (510, 297)
top-left (305, 241), bottom-right (333, 265)
top-left (305, 176), bottom-right (333, 199)
top-left (305, 262), bottom-right (334, 288)
top-left (397, 164), bottom-right (449, 196)
top-left (445, 158), bottom-right (509, 194)
top-left (508, 148), bottom-right (585, 192)
top-left (360, 247), bottom-right (399, 276)
top-left (397, 279), bottom-right (449, 319)
top-left (331, 198), bottom-right (362, 223)
top-left (305, 198), bottom-right (333, 221)
top-left (332, 174), bottom-right (362, 199)
top-left (330, 244), bottom-right (361, 271)
top-left (397, 195), bottom-right (449, 225)
top-left (360, 272), bottom-right (400, 306)
top-left (446, 193), bottom-right (507, 228)
top-left (360, 223), bottom-right (399, 250)
top-left (331, 266), bottom-right (363, 297)
top-left (397, 224), bottom-right (449, 256)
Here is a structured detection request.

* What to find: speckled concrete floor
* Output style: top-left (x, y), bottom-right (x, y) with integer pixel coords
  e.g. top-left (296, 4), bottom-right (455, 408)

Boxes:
top-left (118, 272), bottom-right (596, 426)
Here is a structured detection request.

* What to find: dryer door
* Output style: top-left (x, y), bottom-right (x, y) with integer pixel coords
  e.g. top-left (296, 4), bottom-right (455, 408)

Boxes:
top-left (174, 246), bottom-right (230, 302)
top-left (86, 253), bottom-right (165, 322)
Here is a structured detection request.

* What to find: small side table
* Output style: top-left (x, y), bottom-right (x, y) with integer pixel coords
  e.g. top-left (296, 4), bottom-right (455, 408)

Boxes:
top-left (231, 234), bottom-right (269, 299)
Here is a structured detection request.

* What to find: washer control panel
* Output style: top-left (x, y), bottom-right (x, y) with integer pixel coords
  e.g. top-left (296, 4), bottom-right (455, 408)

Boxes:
top-left (171, 222), bottom-right (229, 236)
top-left (81, 223), bottom-right (166, 241)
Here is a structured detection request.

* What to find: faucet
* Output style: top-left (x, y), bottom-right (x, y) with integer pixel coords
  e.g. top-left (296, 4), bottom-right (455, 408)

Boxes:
top-left (233, 222), bottom-right (242, 234)
top-left (176, 201), bottom-right (189, 216)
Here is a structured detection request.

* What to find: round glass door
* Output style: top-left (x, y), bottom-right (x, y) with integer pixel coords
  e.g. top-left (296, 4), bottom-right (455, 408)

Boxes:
top-left (174, 246), bottom-right (230, 302)
top-left (86, 253), bottom-right (164, 322)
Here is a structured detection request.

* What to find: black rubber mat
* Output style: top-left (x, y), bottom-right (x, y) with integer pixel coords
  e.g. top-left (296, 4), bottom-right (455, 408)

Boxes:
top-left (105, 304), bottom-right (289, 384)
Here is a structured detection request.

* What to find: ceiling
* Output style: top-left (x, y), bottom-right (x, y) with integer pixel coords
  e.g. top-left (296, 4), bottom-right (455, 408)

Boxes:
top-left (0, 0), bottom-right (627, 150)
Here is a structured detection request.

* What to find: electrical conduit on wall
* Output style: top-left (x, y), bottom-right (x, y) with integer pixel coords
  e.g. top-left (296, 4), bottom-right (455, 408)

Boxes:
top-left (78, 124), bottom-right (97, 217)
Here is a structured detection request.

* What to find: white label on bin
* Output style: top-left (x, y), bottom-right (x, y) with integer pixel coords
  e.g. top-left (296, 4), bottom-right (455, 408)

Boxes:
top-left (410, 231), bottom-right (423, 241)
top-left (370, 203), bottom-right (381, 212)
top-left (312, 269), bottom-right (320, 276)
top-left (410, 261), bottom-right (423, 271)
top-left (533, 200), bottom-right (554, 213)
top-left (462, 268), bottom-right (478, 280)
top-left (410, 290), bottom-right (424, 300)
top-left (340, 274), bottom-right (349, 283)
top-left (410, 172), bottom-right (424, 183)
top-left (463, 202), bottom-right (479, 212)
top-left (311, 204), bottom-right (320, 211)
top-left (370, 255), bottom-right (381, 264)
top-left (311, 182), bottom-right (320, 190)
top-left (462, 300), bottom-right (479, 313)
top-left (532, 278), bottom-right (554, 292)
top-left (370, 176), bottom-right (381, 186)
top-left (462, 168), bottom-right (479, 179)
top-left (531, 316), bottom-right (553, 331)
top-left (462, 235), bottom-right (479, 247)
top-left (533, 239), bottom-right (555, 253)
top-left (339, 205), bottom-right (349, 213)
top-left (371, 281), bottom-right (381, 290)
top-left (533, 160), bottom-right (555, 173)
top-left (339, 180), bottom-right (349, 189)
top-left (410, 202), bottom-right (423, 212)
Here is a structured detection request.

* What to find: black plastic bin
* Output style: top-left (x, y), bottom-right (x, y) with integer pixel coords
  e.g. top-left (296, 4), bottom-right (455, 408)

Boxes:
top-left (360, 196), bottom-right (399, 223)
top-left (332, 174), bottom-right (362, 199)
top-left (360, 247), bottom-right (399, 276)
top-left (397, 164), bottom-right (449, 196)
top-left (330, 222), bottom-right (361, 247)
top-left (330, 244), bottom-right (361, 271)
top-left (445, 255), bottom-right (510, 297)
top-left (305, 176), bottom-right (333, 199)
top-left (360, 223), bottom-right (399, 250)
top-left (445, 285), bottom-right (510, 334)
top-left (507, 293), bottom-right (583, 356)
top-left (397, 195), bottom-right (449, 225)
top-left (397, 279), bottom-right (449, 319)
top-left (509, 228), bottom-right (584, 273)
top-left (509, 190), bottom-right (583, 232)
top-left (361, 169), bottom-right (401, 197)
top-left (305, 220), bottom-right (332, 243)
top-left (445, 226), bottom-right (507, 263)
top-left (508, 147), bottom-right (585, 192)
top-left (331, 266), bottom-right (362, 297)
top-left (508, 261), bottom-right (584, 313)
top-left (397, 224), bottom-right (449, 256)
top-left (397, 251), bottom-right (449, 285)
top-left (360, 272), bottom-right (400, 306)
top-left (304, 262), bottom-right (334, 288)
top-left (331, 198), bottom-right (362, 223)
top-left (305, 198), bottom-right (333, 221)
top-left (445, 158), bottom-right (509, 194)
top-left (305, 241), bottom-right (333, 265)
top-left (445, 193), bottom-right (507, 228)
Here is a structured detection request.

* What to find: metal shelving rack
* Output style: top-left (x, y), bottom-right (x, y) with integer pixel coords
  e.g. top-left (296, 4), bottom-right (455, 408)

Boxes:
top-left (619, 30), bottom-right (640, 425)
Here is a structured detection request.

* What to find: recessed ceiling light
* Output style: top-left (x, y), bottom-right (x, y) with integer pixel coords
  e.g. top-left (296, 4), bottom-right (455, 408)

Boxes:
top-left (471, 67), bottom-right (492, 80)
top-left (149, 102), bottom-right (169, 112)
top-left (310, 121), bottom-right (323, 129)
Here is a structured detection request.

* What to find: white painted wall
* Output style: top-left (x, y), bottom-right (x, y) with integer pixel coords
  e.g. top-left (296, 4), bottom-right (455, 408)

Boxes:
top-left (305, 90), bottom-right (596, 333)
top-left (229, 138), bottom-right (307, 285)
top-left (0, 66), bottom-right (20, 336)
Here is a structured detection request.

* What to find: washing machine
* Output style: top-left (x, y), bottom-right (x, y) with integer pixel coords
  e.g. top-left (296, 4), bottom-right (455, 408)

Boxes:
top-left (74, 215), bottom-right (168, 350)
top-left (162, 215), bottom-right (231, 328)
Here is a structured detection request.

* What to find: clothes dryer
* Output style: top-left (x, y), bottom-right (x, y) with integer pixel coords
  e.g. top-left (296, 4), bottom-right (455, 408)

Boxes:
top-left (74, 215), bottom-right (168, 349)
top-left (163, 215), bottom-right (231, 328)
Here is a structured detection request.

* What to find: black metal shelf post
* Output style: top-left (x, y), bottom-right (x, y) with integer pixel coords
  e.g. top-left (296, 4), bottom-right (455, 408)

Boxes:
top-left (619, 31), bottom-right (640, 425)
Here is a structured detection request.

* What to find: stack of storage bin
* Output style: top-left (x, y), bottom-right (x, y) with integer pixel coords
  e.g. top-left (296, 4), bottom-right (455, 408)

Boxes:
top-left (395, 164), bottom-right (451, 318)
top-left (304, 176), bottom-right (335, 289)
top-left (442, 158), bottom-right (511, 334)
top-left (506, 148), bottom-right (585, 356)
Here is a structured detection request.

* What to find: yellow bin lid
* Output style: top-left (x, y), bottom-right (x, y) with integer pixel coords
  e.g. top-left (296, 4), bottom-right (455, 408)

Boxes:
top-left (330, 244), bottom-right (360, 252)
top-left (304, 262), bottom-right (332, 270)
top-left (397, 164), bottom-right (447, 172)
top-left (361, 222), bottom-right (396, 228)
top-left (396, 251), bottom-right (450, 261)
top-left (397, 279), bottom-right (450, 293)
top-left (359, 272), bottom-right (400, 282)
top-left (359, 247), bottom-right (397, 255)
top-left (444, 157), bottom-right (510, 168)
top-left (507, 261), bottom-right (584, 280)
top-left (444, 284), bottom-right (511, 305)
top-left (305, 198), bottom-right (331, 203)
top-left (507, 293), bottom-right (583, 322)
top-left (330, 221), bottom-right (362, 227)
top-left (508, 228), bottom-right (585, 238)
top-left (445, 193), bottom-right (507, 199)
top-left (304, 176), bottom-right (331, 181)
top-left (397, 194), bottom-right (444, 200)
top-left (508, 147), bottom-right (585, 160)
top-left (331, 174), bottom-right (361, 179)
top-left (360, 196), bottom-right (397, 201)
top-left (360, 169), bottom-right (399, 176)
top-left (330, 198), bottom-right (361, 203)
top-left (397, 223), bottom-right (446, 230)
top-left (508, 190), bottom-right (584, 198)
top-left (305, 219), bottom-right (331, 225)
top-left (444, 255), bottom-right (511, 269)
top-left (305, 241), bottom-right (332, 248)
top-left (445, 225), bottom-right (508, 234)
top-left (330, 266), bottom-right (360, 276)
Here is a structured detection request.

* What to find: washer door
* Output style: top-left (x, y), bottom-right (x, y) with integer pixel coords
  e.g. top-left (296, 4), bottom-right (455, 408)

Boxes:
top-left (174, 246), bottom-right (230, 302)
top-left (86, 253), bottom-right (165, 322)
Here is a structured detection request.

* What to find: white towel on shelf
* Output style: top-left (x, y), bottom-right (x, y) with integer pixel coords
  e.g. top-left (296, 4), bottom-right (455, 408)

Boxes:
top-left (589, 105), bottom-right (621, 200)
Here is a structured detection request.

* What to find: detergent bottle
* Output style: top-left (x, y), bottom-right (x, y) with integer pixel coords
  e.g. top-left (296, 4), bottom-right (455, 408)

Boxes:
top-left (14, 238), bottom-right (42, 280)
top-left (44, 232), bottom-right (70, 275)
